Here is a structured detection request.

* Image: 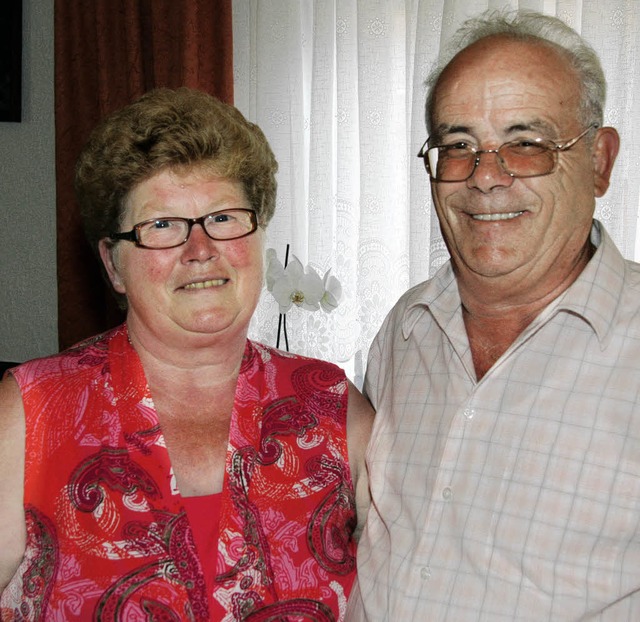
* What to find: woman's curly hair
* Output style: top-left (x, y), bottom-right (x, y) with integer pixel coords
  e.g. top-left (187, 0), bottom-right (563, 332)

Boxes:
top-left (75, 87), bottom-right (278, 256)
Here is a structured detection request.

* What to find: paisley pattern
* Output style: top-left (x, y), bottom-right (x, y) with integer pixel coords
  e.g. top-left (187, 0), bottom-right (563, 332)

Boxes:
top-left (0, 324), bottom-right (356, 621)
top-left (14, 508), bottom-right (59, 621)
top-left (69, 447), bottom-right (162, 512)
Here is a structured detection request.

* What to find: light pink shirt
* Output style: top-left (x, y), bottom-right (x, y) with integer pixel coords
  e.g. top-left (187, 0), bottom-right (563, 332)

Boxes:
top-left (349, 221), bottom-right (640, 621)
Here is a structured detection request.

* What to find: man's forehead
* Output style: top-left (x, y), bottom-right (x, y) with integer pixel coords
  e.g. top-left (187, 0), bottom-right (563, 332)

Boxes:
top-left (431, 38), bottom-right (581, 129)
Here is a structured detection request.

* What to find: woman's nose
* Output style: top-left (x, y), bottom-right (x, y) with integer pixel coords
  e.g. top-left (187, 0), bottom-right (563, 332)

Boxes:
top-left (181, 222), bottom-right (220, 261)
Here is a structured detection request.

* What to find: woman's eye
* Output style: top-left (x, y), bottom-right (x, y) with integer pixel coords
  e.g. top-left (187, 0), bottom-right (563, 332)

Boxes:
top-left (213, 212), bottom-right (234, 223)
top-left (151, 219), bottom-right (174, 229)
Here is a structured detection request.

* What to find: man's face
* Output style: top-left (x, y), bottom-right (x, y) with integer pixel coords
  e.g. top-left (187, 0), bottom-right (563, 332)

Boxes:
top-left (429, 36), bottom-right (604, 292)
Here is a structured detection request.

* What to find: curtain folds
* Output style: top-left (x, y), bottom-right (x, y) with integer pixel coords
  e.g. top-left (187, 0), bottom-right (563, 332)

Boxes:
top-left (234, 0), bottom-right (640, 382)
top-left (54, 0), bottom-right (233, 350)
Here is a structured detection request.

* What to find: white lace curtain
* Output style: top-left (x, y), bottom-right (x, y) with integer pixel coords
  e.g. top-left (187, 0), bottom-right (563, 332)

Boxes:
top-left (234, 0), bottom-right (640, 383)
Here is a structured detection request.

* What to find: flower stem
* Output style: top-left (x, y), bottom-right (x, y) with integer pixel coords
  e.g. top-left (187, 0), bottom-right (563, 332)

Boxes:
top-left (276, 313), bottom-right (283, 349)
top-left (283, 313), bottom-right (289, 352)
top-left (283, 244), bottom-right (290, 351)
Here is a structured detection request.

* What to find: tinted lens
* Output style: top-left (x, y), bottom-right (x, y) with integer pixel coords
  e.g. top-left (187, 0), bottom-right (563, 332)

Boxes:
top-left (427, 141), bottom-right (557, 181)
top-left (499, 142), bottom-right (556, 177)
top-left (427, 146), bottom-right (475, 181)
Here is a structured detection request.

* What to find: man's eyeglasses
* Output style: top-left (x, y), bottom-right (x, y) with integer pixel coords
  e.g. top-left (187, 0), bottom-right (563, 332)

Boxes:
top-left (418, 124), bottom-right (599, 182)
top-left (110, 208), bottom-right (258, 249)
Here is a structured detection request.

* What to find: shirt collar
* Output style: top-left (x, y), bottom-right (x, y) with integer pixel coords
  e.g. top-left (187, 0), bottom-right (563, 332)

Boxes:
top-left (549, 220), bottom-right (625, 347)
top-left (401, 262), bottom-right (458, 340)
top-left (401, 220), bottom-right (625, 347)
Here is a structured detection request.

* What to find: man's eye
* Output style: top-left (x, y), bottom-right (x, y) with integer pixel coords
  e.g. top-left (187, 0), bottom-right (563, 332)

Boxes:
top-left (440, 142), bottom-right (473, 159)
top-left (508, 139), bottom-right (546, 155)
top-left (444, 142), bottom-right (472, 151)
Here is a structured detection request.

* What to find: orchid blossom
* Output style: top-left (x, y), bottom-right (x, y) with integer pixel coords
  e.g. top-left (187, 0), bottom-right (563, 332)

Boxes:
top-left (266, 246), bottom-right (343, 350)
top-left (266, 253), bottom-right (324, 313)
top-left (320, 269), bottom-right (342, 313)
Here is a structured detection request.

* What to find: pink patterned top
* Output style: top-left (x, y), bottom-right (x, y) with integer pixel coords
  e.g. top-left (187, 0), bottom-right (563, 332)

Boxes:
top-left (0, 324), bottom-right (356, 621)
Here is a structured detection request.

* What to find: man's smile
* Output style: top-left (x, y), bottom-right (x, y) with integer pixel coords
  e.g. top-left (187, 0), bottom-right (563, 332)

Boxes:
top-left (471, 210), bottom-right (525, 221)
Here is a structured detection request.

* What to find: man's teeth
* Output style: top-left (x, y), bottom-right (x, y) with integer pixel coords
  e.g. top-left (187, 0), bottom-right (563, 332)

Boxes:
top-left (472, 211), bottom-right (524, 221)
top-left (184, 279), bottom-right (226, 290)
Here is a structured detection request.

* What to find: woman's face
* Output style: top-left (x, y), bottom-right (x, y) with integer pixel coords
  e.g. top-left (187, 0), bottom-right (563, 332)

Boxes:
top-left (99, 167), bottom-right (265, 348)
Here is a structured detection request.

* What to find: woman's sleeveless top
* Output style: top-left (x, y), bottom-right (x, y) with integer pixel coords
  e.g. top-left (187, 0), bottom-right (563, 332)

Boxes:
top-left (0, 324), bottom-right (356, 621)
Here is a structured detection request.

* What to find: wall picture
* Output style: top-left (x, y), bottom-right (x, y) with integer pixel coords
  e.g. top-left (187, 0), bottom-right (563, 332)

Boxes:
top-left (0, 0), bottom-right (22, 122)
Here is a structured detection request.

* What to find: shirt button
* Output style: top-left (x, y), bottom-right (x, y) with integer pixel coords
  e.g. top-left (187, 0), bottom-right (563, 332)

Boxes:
top-left (442, 487), bottom-right (453, 501)
top-left (463, 407), bottom-right (475, 420)
top-left (420, 566), bottom-right (431, 580)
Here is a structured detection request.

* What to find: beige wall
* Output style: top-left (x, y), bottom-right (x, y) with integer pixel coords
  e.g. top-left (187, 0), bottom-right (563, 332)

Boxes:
top-left (0, 0), bottom-right (57, 362)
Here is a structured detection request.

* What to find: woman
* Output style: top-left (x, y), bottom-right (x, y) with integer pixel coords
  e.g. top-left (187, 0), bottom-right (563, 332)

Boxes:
top-left (0, 88), bottom-right (374, 621)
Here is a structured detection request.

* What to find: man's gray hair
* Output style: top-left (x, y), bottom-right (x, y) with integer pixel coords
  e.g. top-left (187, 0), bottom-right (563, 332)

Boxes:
top-left (425, 9), bottom-right (606, 134)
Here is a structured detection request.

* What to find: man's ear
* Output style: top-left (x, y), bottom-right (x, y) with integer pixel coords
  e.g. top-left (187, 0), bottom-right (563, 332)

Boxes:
top-left (592, 126), bottom-right (620, 198)
top-left (98, 239), bottom-right (126, 294)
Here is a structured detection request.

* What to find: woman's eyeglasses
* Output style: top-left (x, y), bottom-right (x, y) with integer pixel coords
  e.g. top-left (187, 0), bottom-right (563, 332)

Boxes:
top-left (110, 208), bottom-right (258, 249)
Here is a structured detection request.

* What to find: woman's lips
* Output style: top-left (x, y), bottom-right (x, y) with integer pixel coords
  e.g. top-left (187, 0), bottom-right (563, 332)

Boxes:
top-left (182, 278), bottom-right (228, 290)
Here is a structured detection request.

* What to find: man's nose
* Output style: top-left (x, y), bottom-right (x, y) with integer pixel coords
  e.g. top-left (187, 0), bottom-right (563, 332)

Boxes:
top-left (467, 149), bottom-right (514, 192)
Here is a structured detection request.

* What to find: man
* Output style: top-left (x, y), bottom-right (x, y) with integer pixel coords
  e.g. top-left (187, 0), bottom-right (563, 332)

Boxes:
top-left (346, 9), bottom-right (640, 621)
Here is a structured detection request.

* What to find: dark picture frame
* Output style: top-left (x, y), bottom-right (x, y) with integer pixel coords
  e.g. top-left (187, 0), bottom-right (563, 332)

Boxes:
top-left (0, 0), bottom-right (22, 122)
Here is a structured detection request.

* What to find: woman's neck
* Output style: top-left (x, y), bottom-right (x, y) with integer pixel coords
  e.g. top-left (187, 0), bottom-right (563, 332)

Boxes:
top-left (125, 318), bottom-right (247, 391)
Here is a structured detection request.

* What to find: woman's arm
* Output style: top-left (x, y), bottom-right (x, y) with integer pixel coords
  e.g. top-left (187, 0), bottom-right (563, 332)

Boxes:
top-left (346, 380), bottom-right (375, 541)
top-left (0, 375), bottom-right (26, 593)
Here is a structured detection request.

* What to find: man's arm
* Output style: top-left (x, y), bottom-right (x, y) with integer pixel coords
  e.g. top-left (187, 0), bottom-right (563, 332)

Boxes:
top-left (0, 375), bottom-right (26, 593)
top-left (346, 379), bottom-right (375, 540)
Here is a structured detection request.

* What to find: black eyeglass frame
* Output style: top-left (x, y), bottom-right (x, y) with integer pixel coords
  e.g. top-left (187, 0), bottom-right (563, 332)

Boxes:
top-left (109, 208), bottom-right (259, 249)
top-left (417, 123), bottom-right (599, 182)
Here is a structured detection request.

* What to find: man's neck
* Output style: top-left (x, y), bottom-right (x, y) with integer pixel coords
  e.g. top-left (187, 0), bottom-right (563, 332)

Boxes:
top-left (457, 240), bottom-right (595, 380)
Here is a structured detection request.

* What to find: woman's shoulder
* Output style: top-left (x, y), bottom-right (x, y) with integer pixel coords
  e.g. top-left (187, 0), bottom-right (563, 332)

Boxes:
top-left (247, 340), bottom-right (345, 375)
top-left (11, 326), bottom-right (121, 386)
top-left (0, 373), bottom-right (27, 593)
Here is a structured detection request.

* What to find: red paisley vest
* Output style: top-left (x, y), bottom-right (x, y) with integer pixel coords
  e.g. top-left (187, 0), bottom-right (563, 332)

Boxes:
top-left (0, 325), bottom-right (356, 621)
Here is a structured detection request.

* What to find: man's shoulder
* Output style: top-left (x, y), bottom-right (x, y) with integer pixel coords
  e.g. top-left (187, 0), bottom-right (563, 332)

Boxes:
top-left (622, 256), bottom-right (640, 284)
top-left (384, 264), bottom-right (455, 326)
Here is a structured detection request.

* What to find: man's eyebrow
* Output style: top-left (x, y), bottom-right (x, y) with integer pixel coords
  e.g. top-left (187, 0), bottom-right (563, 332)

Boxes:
top-left (504, 120), bottom-right (556, 136)
top-left (430, 120), bottom-right (557, 143)
top-left (429, 123), bottom-right (471, 142)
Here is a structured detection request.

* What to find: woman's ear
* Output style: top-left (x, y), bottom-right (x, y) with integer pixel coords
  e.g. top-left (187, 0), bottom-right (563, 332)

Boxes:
top-left (98, 239), bottom-right (126, 294)
top-left (592, 126), bottom-right (620, 198)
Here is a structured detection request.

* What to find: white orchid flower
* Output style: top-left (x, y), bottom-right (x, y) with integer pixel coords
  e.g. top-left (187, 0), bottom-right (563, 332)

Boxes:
top-left (320, 269), bottom-right (342, 313)
top-left (265, 248), bottom-right (285, 290)
top-left (267, 254), bottom-right (325, 314)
